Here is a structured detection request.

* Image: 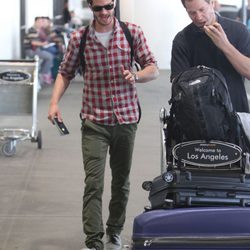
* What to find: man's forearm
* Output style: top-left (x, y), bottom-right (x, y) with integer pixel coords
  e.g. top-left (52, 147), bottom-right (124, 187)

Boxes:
top-left (50, 73), bottom-right (70, 106)
top-left (136, 65), bottom-right (159, 83)
top-left (223, 43), bottom-right (250, 80)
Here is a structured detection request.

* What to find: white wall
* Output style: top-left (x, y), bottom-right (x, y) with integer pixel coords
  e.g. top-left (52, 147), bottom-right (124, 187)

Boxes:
top-left (26, 0), bottom-right (53, 30)
top-left (120, 0), bottom-right (190, 69)
top-left (0, 0), bottom-right (20, 59)
top-left (0, 0), bottom-right (53, 60)
top-left (134, 0), bottom-right (190, 69)
top-left (120, 0), bottom-right (135, 22)
top-left (220, 0), bottom-right (243, 7)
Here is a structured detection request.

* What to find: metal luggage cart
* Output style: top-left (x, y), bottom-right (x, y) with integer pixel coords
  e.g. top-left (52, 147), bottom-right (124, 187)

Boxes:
top-left (0, 57), bottom-right (42, 156)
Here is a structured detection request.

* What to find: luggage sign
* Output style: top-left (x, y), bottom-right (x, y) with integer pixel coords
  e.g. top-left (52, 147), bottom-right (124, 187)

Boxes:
top-left (173, 140), bottom-right (242, 167)
top-left (0, 71), bottom-right (31, 83)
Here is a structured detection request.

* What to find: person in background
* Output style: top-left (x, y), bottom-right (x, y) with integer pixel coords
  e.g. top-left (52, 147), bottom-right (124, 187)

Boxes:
top-left (41, 16), bottom-right (66, 80)
top-left (24, 16), bottom-right (54, 85)
top-left (62, 0), bottom-right (71, 26)
top-left (42, 17), bottom-right (65, 51)
top-left (171, 0), bottom-right (250, 112)
top-left (70, 10), bottom-right (83, 29)
top-left (237, 0), bottom-right (250, 30)
top-left (213, 0), bottom-right (220, 12)
top-left (48, 0), bottom-right (159, 249)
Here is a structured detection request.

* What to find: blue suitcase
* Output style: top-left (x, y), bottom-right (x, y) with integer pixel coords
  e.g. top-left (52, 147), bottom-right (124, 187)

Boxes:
top-left (132, 207), bottom-right (250, 249)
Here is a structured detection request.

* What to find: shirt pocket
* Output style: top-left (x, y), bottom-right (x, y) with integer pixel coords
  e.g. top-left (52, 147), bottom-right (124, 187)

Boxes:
top-left (85, 44), bottom-right (108, 72)
top-left (114, 43), bottom-right (131, 69)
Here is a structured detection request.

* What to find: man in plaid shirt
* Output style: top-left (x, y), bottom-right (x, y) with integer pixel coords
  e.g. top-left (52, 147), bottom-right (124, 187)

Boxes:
top-left (48, 0), bottom-right (158, 249)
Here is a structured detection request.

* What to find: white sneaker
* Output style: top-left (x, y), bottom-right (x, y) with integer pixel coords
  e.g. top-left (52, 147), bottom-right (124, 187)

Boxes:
top-left (105, 234), bottom-right (122, 249)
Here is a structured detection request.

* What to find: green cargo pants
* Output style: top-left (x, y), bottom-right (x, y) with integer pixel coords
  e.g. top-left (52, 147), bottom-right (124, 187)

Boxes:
top-left (81, 119), bottom-right (137, 249)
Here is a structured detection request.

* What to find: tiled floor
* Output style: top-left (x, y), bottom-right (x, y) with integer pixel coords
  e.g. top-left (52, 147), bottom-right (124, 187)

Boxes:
top-left (0, 70), bottom-right (170, 250)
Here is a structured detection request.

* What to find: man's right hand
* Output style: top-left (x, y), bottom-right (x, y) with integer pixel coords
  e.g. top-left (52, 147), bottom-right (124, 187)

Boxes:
top-left (204, 22), bottom-right (229, 51)
top-left (48, 103), bottom-right (62, 124)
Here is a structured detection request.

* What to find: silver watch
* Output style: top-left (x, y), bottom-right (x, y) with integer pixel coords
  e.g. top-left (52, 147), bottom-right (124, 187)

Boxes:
top-left (133, 72), bottom-right (139, 82)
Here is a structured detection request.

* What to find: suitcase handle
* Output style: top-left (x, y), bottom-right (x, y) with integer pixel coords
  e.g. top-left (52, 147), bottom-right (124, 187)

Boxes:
top-left (185, 196), bottom-right (250, 207)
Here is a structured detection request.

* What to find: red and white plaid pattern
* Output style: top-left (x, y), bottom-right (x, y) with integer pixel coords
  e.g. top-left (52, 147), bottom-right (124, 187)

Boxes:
top-left (59, 18), bottom-right (157, 125)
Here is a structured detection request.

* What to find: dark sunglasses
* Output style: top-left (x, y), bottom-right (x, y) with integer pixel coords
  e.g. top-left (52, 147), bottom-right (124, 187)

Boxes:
top-left (92, 3), bottom-right (114, 12)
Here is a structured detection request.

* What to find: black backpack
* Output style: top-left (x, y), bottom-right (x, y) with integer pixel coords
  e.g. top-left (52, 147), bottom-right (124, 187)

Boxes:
top-left (168, 65), bottom-right (236, 143)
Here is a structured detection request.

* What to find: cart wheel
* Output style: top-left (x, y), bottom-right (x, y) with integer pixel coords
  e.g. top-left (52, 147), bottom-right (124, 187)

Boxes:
top-left (2, 141), bottom-right (16, 157)
top-left (37, 130), bottom-right (42, 149)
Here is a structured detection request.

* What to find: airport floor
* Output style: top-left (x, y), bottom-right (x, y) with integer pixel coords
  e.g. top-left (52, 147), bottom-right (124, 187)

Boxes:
top-left (0, 70), bottom-right (171, 250)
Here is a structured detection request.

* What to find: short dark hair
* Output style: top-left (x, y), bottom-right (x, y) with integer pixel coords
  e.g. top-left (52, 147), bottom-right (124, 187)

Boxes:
top-left (35, 16), bottom-right (50, 21)
top-left (181, 0), bottom-right (211, 8)
top-left (87, 0), bottom-right (114, 6)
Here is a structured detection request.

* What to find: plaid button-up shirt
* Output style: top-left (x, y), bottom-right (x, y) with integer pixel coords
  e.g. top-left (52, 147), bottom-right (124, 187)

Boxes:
top-left (59, 18), bottom-right (157, 125)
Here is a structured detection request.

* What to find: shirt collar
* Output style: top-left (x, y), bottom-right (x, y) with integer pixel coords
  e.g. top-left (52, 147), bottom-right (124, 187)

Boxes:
top-left (87, 17), bottom-right (127, 47)
top-left (88, 17), bottom-right (120, 37)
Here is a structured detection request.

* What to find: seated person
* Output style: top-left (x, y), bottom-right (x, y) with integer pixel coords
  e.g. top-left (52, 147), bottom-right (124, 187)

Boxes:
top-left (24, 16), bottom-right (55, 85)
top-left (41, 16), bottom-right (65, 55)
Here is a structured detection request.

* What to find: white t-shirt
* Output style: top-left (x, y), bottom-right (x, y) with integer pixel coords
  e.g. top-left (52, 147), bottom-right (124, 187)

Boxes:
top-left (95, 30), bottom-right (113, 48)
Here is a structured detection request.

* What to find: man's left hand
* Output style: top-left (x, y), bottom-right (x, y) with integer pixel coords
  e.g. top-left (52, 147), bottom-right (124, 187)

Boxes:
top-left (120, 65), bottom-right (136, 84)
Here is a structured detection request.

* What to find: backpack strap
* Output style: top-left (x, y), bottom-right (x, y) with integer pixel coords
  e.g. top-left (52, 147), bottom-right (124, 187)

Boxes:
top-left (119, 21), bottom-right (134, 67)
top-left (79, 25), bottom-right (89, 75)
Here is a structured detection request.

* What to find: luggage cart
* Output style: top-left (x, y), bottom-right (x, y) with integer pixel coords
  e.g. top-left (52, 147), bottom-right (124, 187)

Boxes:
top-left (0, 57), bottom-right (42, 156)
top-left (158, 107), bottom-right (250, 175)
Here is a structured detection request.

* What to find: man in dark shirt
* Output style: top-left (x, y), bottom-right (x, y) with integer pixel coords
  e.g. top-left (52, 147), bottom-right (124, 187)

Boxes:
top-left (62, 0), bottom-right (71, 25)
top-left (171, 0), bottom-right (250, 112)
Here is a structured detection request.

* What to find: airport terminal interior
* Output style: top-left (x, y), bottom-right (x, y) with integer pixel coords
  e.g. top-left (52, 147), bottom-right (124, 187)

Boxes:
top-left (0, 0), bottom-right (250, 249)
